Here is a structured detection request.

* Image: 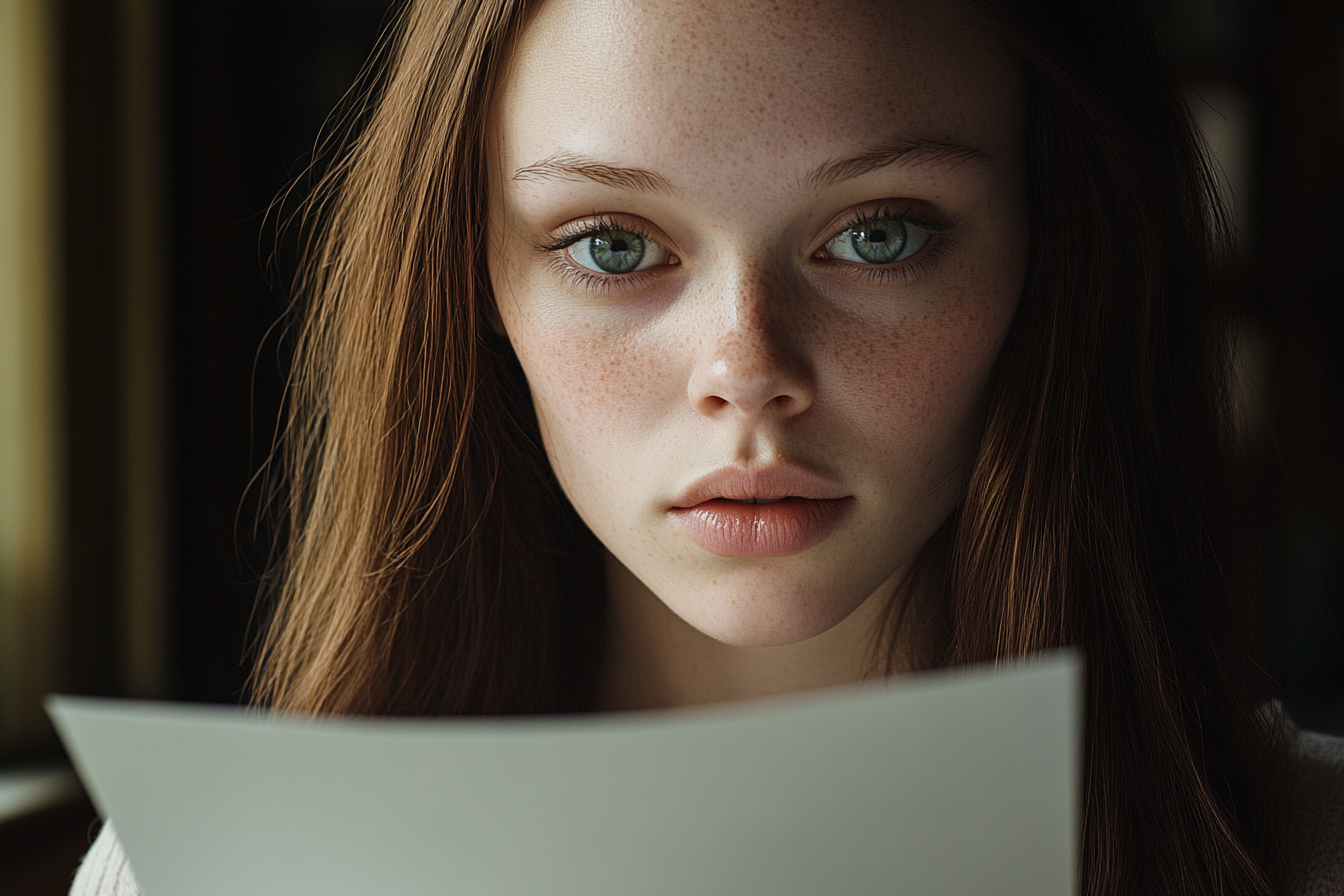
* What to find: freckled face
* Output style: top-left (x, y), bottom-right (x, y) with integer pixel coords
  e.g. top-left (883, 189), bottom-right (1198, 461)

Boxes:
top-left (488, 0), bottom-right (1027, 647)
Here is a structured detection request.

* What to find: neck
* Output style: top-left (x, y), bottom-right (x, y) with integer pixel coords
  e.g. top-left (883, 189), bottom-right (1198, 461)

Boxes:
top-left (597, 553), bottom-right (915, 711)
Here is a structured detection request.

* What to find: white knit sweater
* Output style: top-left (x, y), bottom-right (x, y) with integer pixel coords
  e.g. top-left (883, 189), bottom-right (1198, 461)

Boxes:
top-left (68, 727), bottom-right (1344, 895)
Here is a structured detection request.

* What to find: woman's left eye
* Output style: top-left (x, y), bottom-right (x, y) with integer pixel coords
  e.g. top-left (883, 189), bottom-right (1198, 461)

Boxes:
top-left (823, 214), bottom-right (931, 265)
top-left (567, 227), bottom-right (669, 274)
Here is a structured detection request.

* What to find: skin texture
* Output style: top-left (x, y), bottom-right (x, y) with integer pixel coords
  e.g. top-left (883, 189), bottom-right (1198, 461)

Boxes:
top-left (488, 0), bottom-right (1028, 708)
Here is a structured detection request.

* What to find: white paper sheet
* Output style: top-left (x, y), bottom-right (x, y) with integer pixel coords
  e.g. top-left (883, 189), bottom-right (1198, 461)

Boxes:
top-left (48, 651), bottom-right (1079, 896)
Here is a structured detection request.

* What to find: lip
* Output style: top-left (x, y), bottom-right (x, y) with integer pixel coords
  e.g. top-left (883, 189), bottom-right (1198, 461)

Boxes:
top-left (668, 466), bottom-right (854, 557)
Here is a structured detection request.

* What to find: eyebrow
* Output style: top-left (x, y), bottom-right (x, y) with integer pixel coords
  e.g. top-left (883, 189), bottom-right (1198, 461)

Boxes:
top-left (512, 152), bottom-right (677, 195)
top-left (510, 138), bottom-right (989, 196)
top-left (804, 138), bottom-right (989, 190)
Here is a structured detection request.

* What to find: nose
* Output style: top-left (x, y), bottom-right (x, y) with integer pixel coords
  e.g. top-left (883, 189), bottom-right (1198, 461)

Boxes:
top-left (686, 266), bottom-right (815, 421)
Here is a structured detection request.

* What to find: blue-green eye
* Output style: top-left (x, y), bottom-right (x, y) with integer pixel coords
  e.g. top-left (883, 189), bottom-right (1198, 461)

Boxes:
top-left (568, 228), bottom-right (668, 274)
top-left (825, 214), bottom-right (930, 265)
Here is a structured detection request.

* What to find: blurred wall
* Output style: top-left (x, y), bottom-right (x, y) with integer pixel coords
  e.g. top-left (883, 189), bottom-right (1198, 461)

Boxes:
top-left (0, 0), bottom-right (63, 757)
top-left (1164, 0), bottom-right (1344, 732)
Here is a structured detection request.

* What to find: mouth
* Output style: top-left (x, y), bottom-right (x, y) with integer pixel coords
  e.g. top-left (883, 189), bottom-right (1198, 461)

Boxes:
top-left (671, 466), bottom-right (849, 510)
top-left (668, 467), bottom-right (853, 557)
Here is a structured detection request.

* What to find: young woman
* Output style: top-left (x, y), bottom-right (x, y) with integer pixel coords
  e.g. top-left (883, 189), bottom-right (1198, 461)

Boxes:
top-left (73, 0), bottom-right (1344, 893)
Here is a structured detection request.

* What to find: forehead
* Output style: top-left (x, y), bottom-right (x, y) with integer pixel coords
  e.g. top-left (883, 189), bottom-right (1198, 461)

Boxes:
top-left (495, 0), bottom-right (1022, 199)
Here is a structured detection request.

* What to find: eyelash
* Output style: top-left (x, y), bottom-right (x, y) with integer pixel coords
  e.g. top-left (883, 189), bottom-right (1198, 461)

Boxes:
top-left (535, 207), bottom-right (957, 293)
top-left (535, 214), bottom-right (667, 294)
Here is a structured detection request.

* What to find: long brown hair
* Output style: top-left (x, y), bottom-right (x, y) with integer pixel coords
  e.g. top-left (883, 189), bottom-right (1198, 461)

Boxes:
top-left (255, 0), bottom-right (602, 716)
top-left (254, 0), bottom-right (1289, 891)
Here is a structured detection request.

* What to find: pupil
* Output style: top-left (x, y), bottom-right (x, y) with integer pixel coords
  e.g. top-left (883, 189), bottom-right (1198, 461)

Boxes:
top-left (849, 218), bottom-right (906, 264)
top-left (589, 230), bottom-right (645, 274)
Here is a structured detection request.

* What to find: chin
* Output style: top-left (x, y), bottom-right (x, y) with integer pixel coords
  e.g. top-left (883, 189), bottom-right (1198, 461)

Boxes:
top-left (668, 578), bottom-right (875, 648)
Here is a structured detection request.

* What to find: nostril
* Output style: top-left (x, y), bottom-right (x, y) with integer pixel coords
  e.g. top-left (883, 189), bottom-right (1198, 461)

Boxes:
top-left (701, 395), bottom-right (730, 412)
top-left (686, 318), bottom-right (816, 419)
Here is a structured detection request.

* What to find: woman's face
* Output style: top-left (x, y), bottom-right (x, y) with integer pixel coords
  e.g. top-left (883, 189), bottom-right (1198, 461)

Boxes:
top-left (488, 0), bottom-right (1027, 648)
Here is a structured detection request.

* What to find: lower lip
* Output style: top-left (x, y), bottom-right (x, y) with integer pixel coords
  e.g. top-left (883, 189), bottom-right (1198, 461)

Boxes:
top-left (668, 498), bottom-right (854, 557)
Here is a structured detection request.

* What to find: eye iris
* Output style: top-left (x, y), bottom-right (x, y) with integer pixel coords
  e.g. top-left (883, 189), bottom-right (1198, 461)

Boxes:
top-left (850, 218), bottom-right (908, 264)
top-left (589, 229), bottom-right (646, 273)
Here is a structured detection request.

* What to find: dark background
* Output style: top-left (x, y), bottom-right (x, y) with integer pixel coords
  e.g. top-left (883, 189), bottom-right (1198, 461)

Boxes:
top-left (5, 0), bottom-right (1343, 890)
top-left (58, 0), bottom-right (398, 709)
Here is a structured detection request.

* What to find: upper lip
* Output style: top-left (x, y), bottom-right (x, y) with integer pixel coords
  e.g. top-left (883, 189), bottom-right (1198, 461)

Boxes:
top-left (670, 465), bottom-right (850, 509)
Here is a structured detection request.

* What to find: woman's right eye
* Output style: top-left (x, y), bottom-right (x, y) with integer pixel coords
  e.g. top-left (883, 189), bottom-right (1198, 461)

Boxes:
top-left (567, 227), bottom-right (669, 274)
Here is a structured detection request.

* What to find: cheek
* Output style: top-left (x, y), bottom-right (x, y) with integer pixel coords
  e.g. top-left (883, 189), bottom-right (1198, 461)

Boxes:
top-left (506, 315), bottom-right (675, 488)
top-left (830, 289), bottom-right (1017, 470)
